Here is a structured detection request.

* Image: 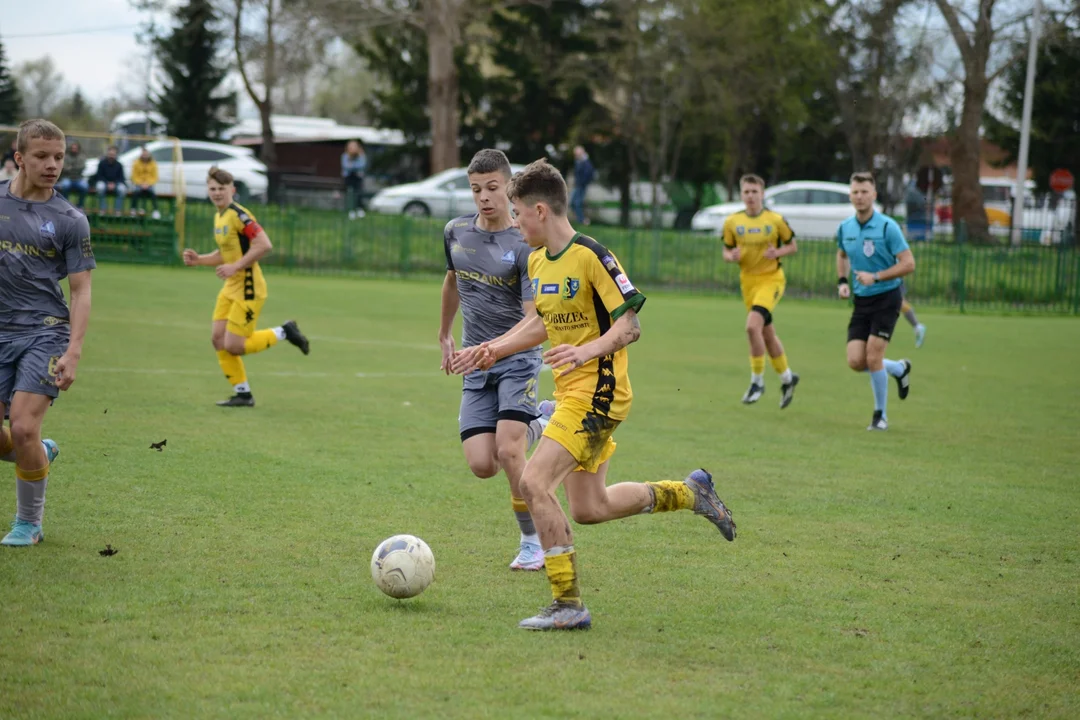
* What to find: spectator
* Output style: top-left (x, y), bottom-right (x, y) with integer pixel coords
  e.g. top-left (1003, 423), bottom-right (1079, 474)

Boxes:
top-left (92, 145), bottom-right (127, 214)
top-left (1, 138), bottom-right (16, 167)
top-left (57, 141), bottom-right (89, 209)
top-left (130, 146), bottom-right (161, 219)
top-left (0, 158), bottom-right (17, 182)
top-left (571, 145), bottom-right (595, 225)
top-left (341, 139), bottom-right (367, 219)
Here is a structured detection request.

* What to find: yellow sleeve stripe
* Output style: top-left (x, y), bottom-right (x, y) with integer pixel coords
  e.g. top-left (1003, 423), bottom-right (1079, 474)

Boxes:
top-left (611, 293), bottom-right (646, 321)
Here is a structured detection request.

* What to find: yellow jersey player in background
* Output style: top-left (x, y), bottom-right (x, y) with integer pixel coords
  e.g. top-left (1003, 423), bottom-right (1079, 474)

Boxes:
top-left (722, 174), bottom-right (800, 408)
top-left (182, 167), bottom-right (309, 407)
top-left (452, 159), bottom-right (735, 631)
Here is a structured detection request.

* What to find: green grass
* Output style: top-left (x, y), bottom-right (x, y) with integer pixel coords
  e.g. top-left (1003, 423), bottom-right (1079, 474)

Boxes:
top-left (2, 264), bottom-right (1078, 719)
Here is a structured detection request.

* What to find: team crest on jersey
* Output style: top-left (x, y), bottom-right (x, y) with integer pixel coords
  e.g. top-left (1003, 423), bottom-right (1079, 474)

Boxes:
top-left (736, 225), bottom-right (745, 235)
top-left (863, 239), bottom-right (875, 257)
top-left (501, 249), bottom-right (516, 264)
top-left (561, 277), bottom-right (580, 300)
top-left (764, 225), bottom-right (772, 235)
top-left (532, 278), bottom-right (539, 296)
top-left (39, 220), bottom-right (56, 239)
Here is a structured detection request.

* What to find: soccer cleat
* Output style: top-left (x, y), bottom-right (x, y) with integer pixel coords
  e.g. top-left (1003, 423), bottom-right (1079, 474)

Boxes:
top-left (509, 541), bottom-right (545, 571)
top-left (537, 399), bottom-right (556, 430)
top-left (914, 324), bottom-right (926, 348)
top-left (518, 601), bottom-right (592, 631)
top-left (779, 373), bottom-right (800, 409)
top-left (282, 320), bottom-right (310, 355)
top-left (42, 439), bottom-right (59, 463)
top-left (2, 518), bottom-right (44, 547)
top-left (895, 359), bottom-right (912, 400)
top-left (216, 392), bottom-right (255, 408)
top-left (867, 410), bottom-right (888, 431)
top-left (741, 382), bottom-right (764, 405)
top-left (684, 468), bottom-right (736, 541)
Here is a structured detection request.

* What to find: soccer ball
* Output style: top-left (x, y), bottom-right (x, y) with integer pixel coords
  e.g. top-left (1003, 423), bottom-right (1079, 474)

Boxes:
top-left (370, 534), bottom-right (435, 599)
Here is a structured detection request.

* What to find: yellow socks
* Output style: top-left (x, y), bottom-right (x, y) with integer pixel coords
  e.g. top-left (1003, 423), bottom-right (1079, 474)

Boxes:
top-left (216, 350), bottom-right (247, 386)
top-left (770, 353), bottom-right (789, 375)
top-left (243, 329), bottom-right (279, 355)
top-left (544, 546), bottom-right (582, 607)
top-left (750, 355), bottom-right (766, 376)
top-left (646, 481), bottom-right (695, 512)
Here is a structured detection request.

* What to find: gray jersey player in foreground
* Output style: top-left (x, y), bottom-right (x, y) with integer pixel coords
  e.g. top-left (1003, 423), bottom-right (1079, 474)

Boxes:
top-left (0, 119), bottom-right (95, 546)
top-left (438, 149), bottom-right (550, 571)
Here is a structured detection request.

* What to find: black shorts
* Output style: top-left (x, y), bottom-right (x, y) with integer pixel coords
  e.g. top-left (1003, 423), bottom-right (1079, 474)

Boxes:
top-left (847, 287), bottom-right (902, 342)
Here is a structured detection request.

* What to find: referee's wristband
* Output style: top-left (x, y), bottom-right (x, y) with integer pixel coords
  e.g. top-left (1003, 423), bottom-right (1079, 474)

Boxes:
top-left (837, 277), bottom-right (849, 286)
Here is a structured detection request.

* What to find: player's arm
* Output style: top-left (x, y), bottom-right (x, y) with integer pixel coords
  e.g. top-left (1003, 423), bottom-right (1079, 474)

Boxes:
top-left (836, 248), bottom-right (851, 299)
top-left (545, 308), bottom-right (641, 373)
top-left (451, 313), bottom-right (549, 375)
top-left (765, 215), bottom-right (797, 259)
top-left (230, 230), bottom-right (272, 271)
top-left (55, 270), bottom-right (91, 391)
top-left (721, 218), bottom-right (740, 263)
top-left (438, 271), bottom-right (460, 374)
top-left (183, 248), bottom-right (222, 267)
top-left (854, 222), bottom-right (914, 286)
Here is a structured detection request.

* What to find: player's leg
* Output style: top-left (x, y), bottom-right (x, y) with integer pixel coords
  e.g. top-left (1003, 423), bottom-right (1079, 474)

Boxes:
top-left (741, 280), bottom-right (767, 404)
top-left (871, 290), bottom-right (911, 408)
top-left (224, 299), bottom-right (309, 358)
top-left (757, 279), bottom-right (798, 408)
top-left (211, 294), bottom-right (251, 406)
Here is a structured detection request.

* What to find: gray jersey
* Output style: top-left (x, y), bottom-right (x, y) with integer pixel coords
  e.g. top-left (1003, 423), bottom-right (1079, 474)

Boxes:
top-left (0, 181), bottom-right (95, 333)
top-left (444, 214), bottom-right (539, 357)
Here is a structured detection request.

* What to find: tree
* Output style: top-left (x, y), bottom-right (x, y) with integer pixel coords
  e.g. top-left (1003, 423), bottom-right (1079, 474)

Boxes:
top-left (233, 0), bottom-right (282, 198)
top-left (933, 0), bottom-right (1033, 241)
top-left (16, 56), bottom-right (64, 118)
top-left (311, 45), bottom-right (377, 125)
top-left (154, 0), bottom-right (234, 140)
top-left (0, 35), bottom-right (21, 123)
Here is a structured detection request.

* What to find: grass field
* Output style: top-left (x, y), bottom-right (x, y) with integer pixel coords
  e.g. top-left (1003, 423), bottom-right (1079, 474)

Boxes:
top-left (2, 264), bottom-right (1078, 719)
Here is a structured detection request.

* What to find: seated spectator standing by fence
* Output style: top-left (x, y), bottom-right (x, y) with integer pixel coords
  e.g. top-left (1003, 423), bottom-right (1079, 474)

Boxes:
top-left (92, 146), bottom-right (127, 214)
top-left (341, 139), bottom-right (367, 220)
top-left (57, 141), bottom-right (88, 209)
top-left (130, 146), bottom-right (160, 218)
top-left (0, 158), bottom-right (16, 182)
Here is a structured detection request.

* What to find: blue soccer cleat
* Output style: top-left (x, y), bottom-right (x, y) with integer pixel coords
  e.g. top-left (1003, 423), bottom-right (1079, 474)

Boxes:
top-left (519, 601), bottom-right (592, 631)
top-left (42, 439), bottom-right (59, 464)
top-left (509, 540), bottom-right (545, 571)
top-left (684, 469), bottom-right (736, 541)
top-left (2, 518), bottom-right (44, 547)
top-left (537, 400), bottom-right (556, 429)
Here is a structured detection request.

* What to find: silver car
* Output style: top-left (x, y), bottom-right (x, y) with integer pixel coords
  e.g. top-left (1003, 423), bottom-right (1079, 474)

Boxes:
top-left (369, 166), bottom-right (527, 218)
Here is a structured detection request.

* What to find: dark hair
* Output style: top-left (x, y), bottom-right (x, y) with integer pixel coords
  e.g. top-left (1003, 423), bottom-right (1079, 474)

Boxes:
top-left (739, 173), bottom-right (765, 189)
top-left (507, 159), bottom-right (567, 216)
top-left (850, 171), bottom-right (876, 186)
top-left (207, 166), bottom-right (234, 185)
top-left (16, 119), bottom-right (65, 154)
top-left (467, 149), bottom-right (512, 179)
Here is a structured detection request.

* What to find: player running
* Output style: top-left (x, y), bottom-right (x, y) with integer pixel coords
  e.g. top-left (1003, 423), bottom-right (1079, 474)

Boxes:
top-left (721, 174), bottom-right (800, 408)
top-left (452, 160), bottom-right (735, 630)
top-left (438, 149), bottom-right (550, 572)
top-left (836, 172), bottom-right (915, 431)
top-left (0, 119), bottom-right (94, 547)
top-left (182, 167), bottom-right (309, 407)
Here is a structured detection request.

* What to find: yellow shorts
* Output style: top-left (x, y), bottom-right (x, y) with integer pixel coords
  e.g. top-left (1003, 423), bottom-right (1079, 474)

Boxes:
top-left (212, 289), bottom-right (265, 338)
top-left (542, 395), bottom-right (620, 473)
top-left (741, 273), bottom-right (785, 313)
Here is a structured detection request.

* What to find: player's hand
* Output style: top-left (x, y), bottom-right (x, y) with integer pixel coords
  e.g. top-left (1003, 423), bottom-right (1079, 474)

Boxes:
top-left (723, 247), bottom-right (741, 263)
top-left (182, 248), bottom-right (200, 266)
top-left (451, 343), bottom-right (496, 375)
top-left (764, 247), bottom-right (780, 259)
top-left (855, 271), bottom-right (876, 287)
top-left (216, 263), bottom-right (239, 279)
top-left (544, 344), bottom-right (590, 373)
top-left (54, 352), bottom-right (79, 391)
top-left (438, 334), bottom-right (456, 375)
top-left (838, 283), bottom-right (851, 299)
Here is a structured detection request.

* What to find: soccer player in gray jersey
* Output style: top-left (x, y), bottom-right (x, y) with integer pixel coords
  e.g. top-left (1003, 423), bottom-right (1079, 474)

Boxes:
top-left (438, 149), bottom-right (551, 571)
top-left (0, 119), bottom-right (95, 547)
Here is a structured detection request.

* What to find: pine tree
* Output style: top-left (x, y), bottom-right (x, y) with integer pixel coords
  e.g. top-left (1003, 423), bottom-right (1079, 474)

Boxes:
top-left (153, 0), bottom-right (233, 140)
top-left (0, 35), bottom-right (22, 124)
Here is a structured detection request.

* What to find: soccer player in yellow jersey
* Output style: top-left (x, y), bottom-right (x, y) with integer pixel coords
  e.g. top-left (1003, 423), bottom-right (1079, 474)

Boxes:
top-left (452, 160), bottom-right (736, 631)
top-left (722, 174), bottom-right (800, 408)
top-left (182, 167), bottom-right (309, 407)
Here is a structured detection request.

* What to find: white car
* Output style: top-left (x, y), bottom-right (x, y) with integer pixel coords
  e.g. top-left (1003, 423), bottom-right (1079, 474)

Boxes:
top-left (369, 165), bottom-right (527, 219)
top-left (691, 181), bottom-right (876, 238)
top-left (84, 140), bottom-right (268, 203)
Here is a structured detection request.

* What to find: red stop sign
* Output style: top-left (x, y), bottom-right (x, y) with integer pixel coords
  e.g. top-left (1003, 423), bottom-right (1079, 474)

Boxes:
top-left (1050, 169), bottom-right (1074, 193)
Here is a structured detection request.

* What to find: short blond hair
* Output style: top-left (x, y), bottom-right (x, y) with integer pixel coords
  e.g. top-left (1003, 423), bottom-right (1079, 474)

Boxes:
top-left (207, 166), bottom-right (234, 185)
top-left (17, 119), bottom-right (65, 154)
top-left (850, 171), bottom-right (876, 186)
top-left (739, 173), bottom-right (765, 189)
top-left (507, 159), bottom-right (567, 216)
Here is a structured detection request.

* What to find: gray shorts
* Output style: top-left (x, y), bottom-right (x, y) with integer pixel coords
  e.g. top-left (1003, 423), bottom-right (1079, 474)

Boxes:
top-left (0, 330), bottom-right (67, 406)
top-left (459, 353), bottom-right (542, 441)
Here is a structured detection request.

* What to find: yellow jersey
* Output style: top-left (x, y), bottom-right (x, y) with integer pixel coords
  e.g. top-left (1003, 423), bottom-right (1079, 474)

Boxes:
top-left (214, 202), bottom-right (267, 300)
top-left (528, 234), bottom-right (646, 420)
top-left (721, 209), bottom-right (794, 277)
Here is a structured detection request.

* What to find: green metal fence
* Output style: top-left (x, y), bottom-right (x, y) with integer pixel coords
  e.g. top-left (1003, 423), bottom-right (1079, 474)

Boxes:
top-left (88, 203), bottom-right (1080, 314)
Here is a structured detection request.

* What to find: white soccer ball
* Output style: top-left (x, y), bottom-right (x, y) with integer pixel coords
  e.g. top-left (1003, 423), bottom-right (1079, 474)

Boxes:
top-left (370, 534), bottom-right (435, 599)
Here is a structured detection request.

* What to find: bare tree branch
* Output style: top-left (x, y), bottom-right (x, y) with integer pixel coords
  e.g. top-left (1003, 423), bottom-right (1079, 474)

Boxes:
top-left (934, 0), bottom-right (974, 64)
top-left (233, 0), bottom-right (266, 110)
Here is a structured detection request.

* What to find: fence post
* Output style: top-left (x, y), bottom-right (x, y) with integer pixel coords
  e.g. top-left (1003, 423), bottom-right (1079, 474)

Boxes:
top-left (956, 220), bottom-right (967, 313)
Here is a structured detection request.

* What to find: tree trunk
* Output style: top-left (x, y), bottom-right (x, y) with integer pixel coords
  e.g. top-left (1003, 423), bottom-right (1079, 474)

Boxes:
top-left (260, 101), bottom-right (277, 202)
top-left (425, 9), bottom-right (461, 173)
top-left (951, 74), bottom-right (990, 242)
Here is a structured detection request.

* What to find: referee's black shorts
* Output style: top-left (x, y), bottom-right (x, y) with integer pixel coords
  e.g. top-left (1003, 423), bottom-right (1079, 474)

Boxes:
top-left (847, 287), bottom-right (903, 343)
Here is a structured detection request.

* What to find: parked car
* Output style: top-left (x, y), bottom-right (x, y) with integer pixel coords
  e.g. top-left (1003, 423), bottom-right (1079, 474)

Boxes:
top-left (936, 178), bottom-right (1075, 243)
top-left (83, 140), bottom-right (268, 203)
top-left (369, 166), bottom-right (527, 218)
top-left (691, 180), bottom-right (877, 238)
